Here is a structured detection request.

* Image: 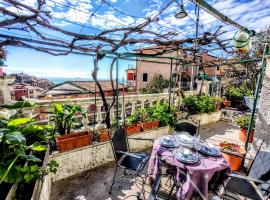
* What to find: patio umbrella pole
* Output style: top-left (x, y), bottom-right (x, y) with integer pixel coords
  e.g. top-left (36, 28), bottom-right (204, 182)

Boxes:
top-left (245, 44), bottom-right (269, 150)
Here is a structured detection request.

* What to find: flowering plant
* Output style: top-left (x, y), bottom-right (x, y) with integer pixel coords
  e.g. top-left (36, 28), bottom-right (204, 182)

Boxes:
top-left (219, 141), bottom-right (242, 153)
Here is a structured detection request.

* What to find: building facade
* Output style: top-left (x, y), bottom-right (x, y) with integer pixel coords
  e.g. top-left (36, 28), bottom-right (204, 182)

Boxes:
top-left (134, 46), bottom-right (220, 91)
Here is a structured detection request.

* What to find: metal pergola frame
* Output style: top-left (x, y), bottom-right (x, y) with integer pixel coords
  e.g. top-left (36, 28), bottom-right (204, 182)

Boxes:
top-left (1, 0), bottom-right (269, 151)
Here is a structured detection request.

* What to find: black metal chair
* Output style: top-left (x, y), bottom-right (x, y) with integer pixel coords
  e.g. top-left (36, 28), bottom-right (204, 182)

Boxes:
top-left (174, 120), bottom-right (199, 136)
top-left (222, 142), bottom-right (270, 200)
top-left (109, 127), bottom-right (151, 197)
top-left (147, 171), bottom-right (185, 200)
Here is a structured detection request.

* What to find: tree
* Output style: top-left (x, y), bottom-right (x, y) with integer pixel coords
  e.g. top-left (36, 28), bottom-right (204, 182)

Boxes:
top-left (142, 74), bottom-right (169, 94)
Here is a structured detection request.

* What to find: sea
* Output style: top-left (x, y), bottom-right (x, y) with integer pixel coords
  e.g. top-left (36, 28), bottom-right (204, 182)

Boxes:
top-left (42, 77), bottom-right (92, 84)
top-left (43, 77), bottom-right (125, 85)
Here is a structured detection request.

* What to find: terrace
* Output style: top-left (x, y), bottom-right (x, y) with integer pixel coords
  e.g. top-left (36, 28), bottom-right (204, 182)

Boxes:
top-left (49, 121), bottom-right (240, 200)
top-left (0, 0), bottom-right (270, 200)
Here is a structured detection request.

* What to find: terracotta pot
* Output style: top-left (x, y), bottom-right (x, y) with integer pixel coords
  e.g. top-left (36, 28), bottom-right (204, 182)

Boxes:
top-left (152, 120), bottom-right (160, 129)
top-left (239, 128), bottom-right (254, 143)
top-left (56, 131), bottom-right (92, 152)
top-left (219, 143), bottom-right (245, 171)
top-left (98, 129), bottom-right (110, 142)
top-left (138, 121), bottom-right (160, 131)
top-left (223, 100), bottom-right (231, 107)
top-left (124, 124), bottom-right (141, 136)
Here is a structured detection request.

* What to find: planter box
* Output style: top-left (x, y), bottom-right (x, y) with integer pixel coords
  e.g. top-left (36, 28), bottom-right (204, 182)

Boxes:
top-left (124, 125), bottom-right (141, 136)
top-left (3, 148), bottom-right (51, 200)
top-left (98, 129), bottom-right (110, 142)
top-left (138, 120), bottom-right (160, 131)
top-left (56, 131), bottom-right (93, 152)
top-left (189, 111), bottom-right (221, 126)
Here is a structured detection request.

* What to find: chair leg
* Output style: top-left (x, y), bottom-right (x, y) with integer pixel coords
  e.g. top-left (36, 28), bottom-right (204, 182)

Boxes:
top-left (109, 166), bottom-right (118, 194)
top-left (137, 173), bottom-right (147, 200)
top-left (167, 182), bottom-right (175, 200)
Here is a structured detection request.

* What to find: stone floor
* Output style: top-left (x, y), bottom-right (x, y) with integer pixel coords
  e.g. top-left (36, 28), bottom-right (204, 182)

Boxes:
top-left (50, 121), bottom-right (245, 200)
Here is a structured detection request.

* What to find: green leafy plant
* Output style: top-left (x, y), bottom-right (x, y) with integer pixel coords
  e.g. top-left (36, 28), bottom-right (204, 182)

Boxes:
top-left (0, 103), bottom-right (58, 190)
top-left (235, 115), bottom-right (255, 130)
top-left (51, 103), bottom-right (86, 135)
top-left (183, 95), bottom-right (215, 114)
top-left (150, 103), bottom-right (176, 127)
top-left (225, 83), bottom-right (252, 99)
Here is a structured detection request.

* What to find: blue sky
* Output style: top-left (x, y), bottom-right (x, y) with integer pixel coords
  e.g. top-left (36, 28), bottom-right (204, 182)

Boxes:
top-left (1, 0), bottom-right (270, 80)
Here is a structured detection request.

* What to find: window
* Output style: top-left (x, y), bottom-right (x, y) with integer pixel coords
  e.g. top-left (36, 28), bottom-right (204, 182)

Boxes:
top-left (142, 73), bottom-right (148, 82)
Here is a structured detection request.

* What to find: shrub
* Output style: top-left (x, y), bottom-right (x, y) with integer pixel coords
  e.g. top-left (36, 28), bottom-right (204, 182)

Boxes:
top-left (150, 103), bottom-right (176, 127)
top-left (126, 103), bottom-right (176, 127)
top-left (225, 83), bottom-right (252, 99)
top-left (235, 115), bottom-right (255, 130)
top-left (183, 95), bottom-right (215, 114)
top-left (126, 108), bottom-right (151, 125)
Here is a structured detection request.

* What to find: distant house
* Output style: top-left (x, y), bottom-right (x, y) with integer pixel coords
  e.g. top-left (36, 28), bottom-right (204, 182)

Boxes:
top-left (134, 45), bottom-right (220, 91)
top-left (38, 81), bottom-right (128, 99)
top-left (10, 84), bottom-right (44, 100)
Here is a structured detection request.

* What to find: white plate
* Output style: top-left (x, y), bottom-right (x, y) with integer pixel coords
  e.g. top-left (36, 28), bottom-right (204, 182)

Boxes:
top-left (199, 143), bottom-right (221, 156)
top-left (173, 150), bottom-right (198, 163)
top-left (159, 136), bottom-right (177, 148)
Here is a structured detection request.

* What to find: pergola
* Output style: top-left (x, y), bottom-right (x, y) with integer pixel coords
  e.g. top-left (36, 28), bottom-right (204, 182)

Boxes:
top-left (0, 0), bottom-right (269, 151)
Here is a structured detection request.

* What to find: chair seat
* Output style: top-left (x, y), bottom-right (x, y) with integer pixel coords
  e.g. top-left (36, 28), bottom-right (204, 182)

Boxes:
top-left (225, 176), bottom-right (264, 200)
top-left (118, 152), bottom-right (150, 172)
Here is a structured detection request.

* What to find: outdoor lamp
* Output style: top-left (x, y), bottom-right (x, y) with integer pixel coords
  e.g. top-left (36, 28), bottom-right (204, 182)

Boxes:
top-left (175, 0), bottom-right (187, 19)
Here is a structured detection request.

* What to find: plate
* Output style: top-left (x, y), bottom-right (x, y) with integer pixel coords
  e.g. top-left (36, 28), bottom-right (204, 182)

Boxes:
top-left (159, 136), bottom-right (177, 148)
top-left (199, 143), bottom-right (221, 156)
top-left (176, 134), bottom-right (195, 147)
top-left (173, 150), bottom-right (198, 163)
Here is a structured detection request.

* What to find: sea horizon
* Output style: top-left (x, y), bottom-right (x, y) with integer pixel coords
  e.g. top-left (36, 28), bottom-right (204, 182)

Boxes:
top-left (41, 77), bottom-right (125, 84)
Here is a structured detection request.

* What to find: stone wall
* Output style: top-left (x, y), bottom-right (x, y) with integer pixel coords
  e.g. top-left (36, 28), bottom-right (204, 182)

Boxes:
top-left (190, 111), bottom-right (221, 126)
top-left (49, 126), bottom-right (171, 182)
top-left (255, 56), bottom-right (270, 146)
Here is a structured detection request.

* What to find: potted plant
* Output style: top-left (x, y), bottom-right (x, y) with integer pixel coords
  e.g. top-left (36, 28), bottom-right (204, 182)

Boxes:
top-left (183, 95), bottom-right (215, 115)
top-left (52, 103), bottom-right (93, 152)
top-left (213, 96), bottom-right (223, 111)
top-left (150, 103), bottom-right (175, 127)
top-left (235, 115), bottom-right (255, 143)
top-left (136, 108), bottom-right (159, 131)
top-left (223, 99), bottom-right (231, 107)
top-left (225, 83), bottom-right (252, 109)
top-left (124, 114), bottom-right (141, 136)
top-left (219, 141), bottom-right (245, 171)
top-left (97, 124), bottom-right (110, 142)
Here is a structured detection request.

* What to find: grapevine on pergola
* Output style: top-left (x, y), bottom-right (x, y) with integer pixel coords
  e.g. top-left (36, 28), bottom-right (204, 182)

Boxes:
top-left (0, 0), bottom-right (232, 128)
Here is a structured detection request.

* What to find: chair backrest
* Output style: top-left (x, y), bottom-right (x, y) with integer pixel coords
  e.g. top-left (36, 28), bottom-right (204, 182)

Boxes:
top-left (109, 127), bottom-right (129, 162)
top-left (174, 121), bottom-right (198, 136)
top-left (248, 142), bottom-right (270, 196)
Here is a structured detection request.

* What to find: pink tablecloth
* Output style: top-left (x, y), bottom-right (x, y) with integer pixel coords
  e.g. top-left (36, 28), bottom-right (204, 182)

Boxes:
top-left (148, 137), bottom-right (230, 200)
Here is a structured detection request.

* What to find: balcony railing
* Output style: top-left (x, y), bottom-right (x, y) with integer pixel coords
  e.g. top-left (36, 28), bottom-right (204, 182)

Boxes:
top-left (24, 91), bottom-right (197, 127)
